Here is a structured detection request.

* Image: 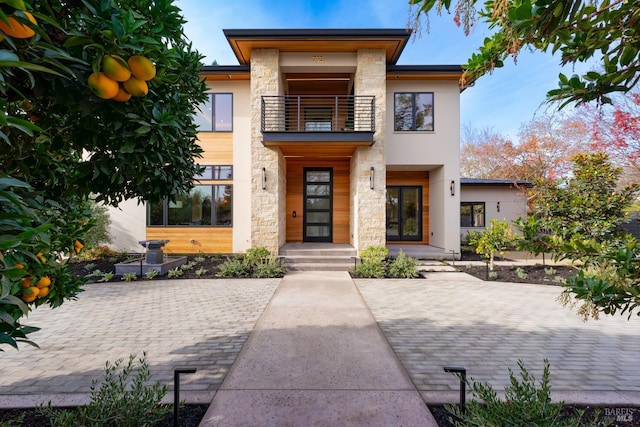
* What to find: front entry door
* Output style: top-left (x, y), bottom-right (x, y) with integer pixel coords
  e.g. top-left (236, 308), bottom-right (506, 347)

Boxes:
top-left (304, 168), bottom-right (333, 242)
top-left (386, 186), bottom-right (422, 241)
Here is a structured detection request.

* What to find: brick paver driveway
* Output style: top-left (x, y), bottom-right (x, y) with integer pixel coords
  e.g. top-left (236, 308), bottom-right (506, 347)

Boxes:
top-left (355, 273), bottom-right (640, 398)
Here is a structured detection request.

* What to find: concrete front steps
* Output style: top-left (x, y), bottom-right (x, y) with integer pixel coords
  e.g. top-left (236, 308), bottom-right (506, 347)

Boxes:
top-left (279, 243), bottom-right (358, 272)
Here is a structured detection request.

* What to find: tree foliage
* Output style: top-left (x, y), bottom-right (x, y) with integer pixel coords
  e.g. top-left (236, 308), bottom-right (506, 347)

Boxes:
top-left (461, 114), bottom-right (583, 181)
top-left (576, 89), bottom-right (640, 187)
top-left (409, 0), bottom-right (640, 107)
top-left (515, 153), bottom-right (640, 319)
top-left (530, 153), bottom-right (638, 246)
top-left (1, 0), bottom-right (207, 349)
top-left (468, 219), bottom-right (517, 270)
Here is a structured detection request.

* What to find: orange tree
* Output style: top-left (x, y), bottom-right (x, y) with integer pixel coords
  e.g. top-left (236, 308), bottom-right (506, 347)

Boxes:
top-left (0, 0), bottom-right (207, 349)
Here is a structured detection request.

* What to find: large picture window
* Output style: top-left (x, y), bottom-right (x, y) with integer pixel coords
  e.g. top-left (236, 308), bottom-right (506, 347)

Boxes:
top-left (147, 185), bottom-right (232, 227)
top-left (460, 202), bottom-right (485, 227)
top-left (394, 92), bottom-right (434, 131)
top-left (193, 93), bottom-right (233, 131)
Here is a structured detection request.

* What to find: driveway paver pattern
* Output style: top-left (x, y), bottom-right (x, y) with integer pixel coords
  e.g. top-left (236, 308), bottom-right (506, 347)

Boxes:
top-left (355, 273), bottom-right (640, 400)
top-left (0, 279), bottom-right (279, 405)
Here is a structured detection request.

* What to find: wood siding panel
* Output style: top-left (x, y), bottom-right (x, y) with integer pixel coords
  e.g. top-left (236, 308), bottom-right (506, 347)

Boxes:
top-left (286, 159), bottom-right (350, 243)
top-left (196, 133), bottom-right (233, 164)
top-left (386, 171), bottom-right (430, 244)
top-left (146, 227), bottom-right (232, 254)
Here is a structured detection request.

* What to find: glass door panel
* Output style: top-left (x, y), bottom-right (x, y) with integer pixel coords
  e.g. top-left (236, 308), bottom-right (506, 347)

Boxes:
top-left (304, 168), bottom-right (333, 242)
top-left (386, 186), bottom-right (422, 241)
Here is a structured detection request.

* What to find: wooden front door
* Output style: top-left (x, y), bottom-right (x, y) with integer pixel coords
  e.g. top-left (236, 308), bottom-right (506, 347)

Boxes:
top-left (303, 168), bottom-right (333, 242)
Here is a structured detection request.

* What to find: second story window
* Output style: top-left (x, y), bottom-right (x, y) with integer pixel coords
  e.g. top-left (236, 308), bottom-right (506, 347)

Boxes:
top-left (194, 93), bottom-right (233, 131)
top-left (394, 92), bottom-right (434, 131)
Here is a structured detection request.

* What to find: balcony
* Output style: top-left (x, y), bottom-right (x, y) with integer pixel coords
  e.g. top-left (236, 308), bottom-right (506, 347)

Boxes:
top-left (261, 95), bottom-right (375, 148)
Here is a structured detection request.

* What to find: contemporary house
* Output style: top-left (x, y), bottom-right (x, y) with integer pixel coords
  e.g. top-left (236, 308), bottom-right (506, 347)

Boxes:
top-left (109, 28), bottom-right (486, 259)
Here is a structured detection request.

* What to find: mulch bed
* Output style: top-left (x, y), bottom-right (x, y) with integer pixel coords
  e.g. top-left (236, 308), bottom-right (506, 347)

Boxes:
top-left (0, 404), bottom-right (209, 427)
top-left (68, 253), bottom-right (232, 282)
top-left (458, 263), bottom-right (579, 285)
top-left (429, 404), bottom-right (639, 426)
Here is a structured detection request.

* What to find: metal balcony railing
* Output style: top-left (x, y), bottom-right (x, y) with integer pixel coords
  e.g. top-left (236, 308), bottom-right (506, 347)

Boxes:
top-left (261, 95), bottom-right (375, 133)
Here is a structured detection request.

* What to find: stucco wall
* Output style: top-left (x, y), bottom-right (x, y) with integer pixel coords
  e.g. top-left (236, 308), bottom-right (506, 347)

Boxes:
top-left (106, 199), bottom-right (146, 252)
top-left (385, 80), bottom-right (460, 168)
top-left (460, 185), bottom-right (529, 238)
top-left (386, 79), bottom-right (461, 254)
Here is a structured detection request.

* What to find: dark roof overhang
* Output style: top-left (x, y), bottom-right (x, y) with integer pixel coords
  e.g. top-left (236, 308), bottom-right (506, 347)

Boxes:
top-left (461, 178), bottom-right (533, 187)
top-left (223, 28), bottom-right (411, 65)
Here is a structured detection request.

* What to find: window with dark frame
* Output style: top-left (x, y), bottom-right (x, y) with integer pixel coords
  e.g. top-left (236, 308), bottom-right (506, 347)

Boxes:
top-left (147, 165), bottom-right (233, 227)
top-left (394, 92), bottom-right (434, 131)
top-left (193, 93), bottom-right (233, 132)
top-left (195, 165), bottom-right (233, 180)
top-left (460, 202), bottom-right (485, 227)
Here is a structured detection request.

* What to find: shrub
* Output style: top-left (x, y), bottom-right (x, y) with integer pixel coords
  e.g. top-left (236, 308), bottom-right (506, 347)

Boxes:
top-left (244, 247), bottom-right (271, 266)
top-left (144, 269), bottom-right (159, 280)
top-left (167, 268), bottom-right (183, 278)
top-left (388, 250), bottom-right (419, 278)
top-left (40, 353), bottom-right (169, 427)
top-left (217, 257), bottom-right (251, 278)
top-left (121, 272), bottom-right (137, 282)
top-left (354, 259), bottom-right (386, 278)
top-left (195, 267), bottom-right (208, 276)
top-left (445, 359), bottom-right (602, 427)
top-left (360, 245), bottom-right (388, 263)
top-left (253, 258), bottom-right (286, 278)
top-left (353, 245), bottom-right (388, 278)
top-left (98, 272), bottom-right (114, 282)
top-left (515, 267), bottom-right (528, 279)
top-left (216, 247), bottom-right (285, 278)
top-left (83, 200), bottom-right (113, 249)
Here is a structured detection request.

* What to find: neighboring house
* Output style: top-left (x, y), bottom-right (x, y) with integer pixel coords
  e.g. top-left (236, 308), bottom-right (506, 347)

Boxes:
top-left (108, 28), bottom-right (468, 256)
top-left (459, 178), bottom-right (531, 238)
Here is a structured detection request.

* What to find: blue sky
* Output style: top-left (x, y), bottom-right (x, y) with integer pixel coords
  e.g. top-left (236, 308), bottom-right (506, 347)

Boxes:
top-left (176, 0), bottom-right (593, 140)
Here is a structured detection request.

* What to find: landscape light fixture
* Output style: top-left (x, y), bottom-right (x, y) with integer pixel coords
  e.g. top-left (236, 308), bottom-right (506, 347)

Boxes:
top-left (450, 180), bottom-right (455, 196)
top-left (497, 201), bottom-right (501, 212)
top-left (261, 167), bottom-right (267, 190)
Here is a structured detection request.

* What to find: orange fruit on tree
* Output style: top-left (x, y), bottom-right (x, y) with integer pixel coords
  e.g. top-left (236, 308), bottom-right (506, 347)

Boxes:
top-left (127, 55), bottom-right (156, 81)
top-left (73, 240), bottom-right (85, 253)
top-left (15, 262), bottom-right (25, 269)
top-left (20, 276), bottom-right (32, 288)
top-left (0, 11), bottom-right (37, 39)
top-left (21, 286), bottom-right (39, 302)
top-left (36, 252), bottom-right (46, 263)
top-left (88, 72), bottom-right (119, 99)
top-left (122, 76), bottom-right (148, 97)
top-left (38, 287), bottom-right (50, 298)
top-left (111, 87), bottom-right (131, 102)
top-left (102, 54), bottom-right (131, 82)
top-left (36, 276), bottom-right (51, 288)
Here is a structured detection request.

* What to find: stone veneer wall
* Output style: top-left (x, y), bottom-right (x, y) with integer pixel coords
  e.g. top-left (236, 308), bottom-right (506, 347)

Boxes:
top-left (250, 49), bottom-right (282, 254)
top-left (350, 49), bottom-right (386, 253)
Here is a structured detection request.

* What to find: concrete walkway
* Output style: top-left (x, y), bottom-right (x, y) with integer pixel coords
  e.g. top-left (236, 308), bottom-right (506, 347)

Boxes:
top-left (199, 271), bottom-right (437, 426)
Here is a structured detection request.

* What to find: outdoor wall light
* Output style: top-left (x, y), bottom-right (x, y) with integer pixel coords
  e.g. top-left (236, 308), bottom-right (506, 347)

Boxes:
top-left (497, 201), bottom-right (501, 212)
top-left (450, 180), bottom-right (455, 196)
top-left (370, 166), bottom-right (375, 190)
top-left (261, 167), bottom-right (267, 190)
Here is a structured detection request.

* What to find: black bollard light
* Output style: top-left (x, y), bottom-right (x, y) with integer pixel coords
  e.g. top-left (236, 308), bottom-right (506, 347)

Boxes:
top-left (174, 367), bottom-right (197, 427)
top-left (444, 366), bottom-right (466, 412)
